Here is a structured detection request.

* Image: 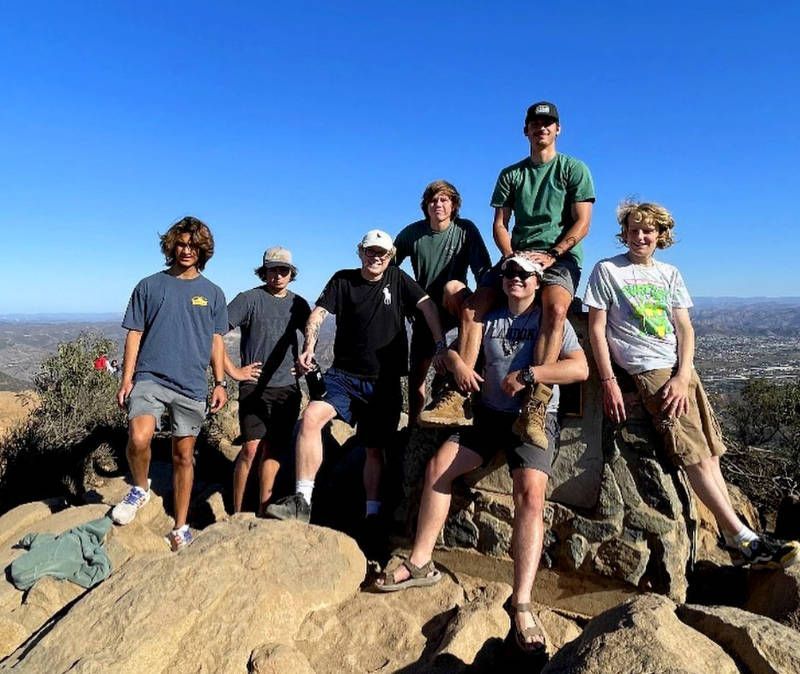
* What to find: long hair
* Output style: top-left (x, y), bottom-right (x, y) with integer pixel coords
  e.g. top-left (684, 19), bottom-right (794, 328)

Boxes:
top-left (160, 216), bottom-right (215, 270)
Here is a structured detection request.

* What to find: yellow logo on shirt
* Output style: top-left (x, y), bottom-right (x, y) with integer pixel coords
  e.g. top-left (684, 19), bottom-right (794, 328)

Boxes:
top-left (191, 296), bottom-right (209, 307)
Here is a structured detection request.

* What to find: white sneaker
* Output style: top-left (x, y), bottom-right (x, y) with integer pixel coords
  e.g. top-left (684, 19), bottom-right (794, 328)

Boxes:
top-left (111, 484), bottom-right (151, 525)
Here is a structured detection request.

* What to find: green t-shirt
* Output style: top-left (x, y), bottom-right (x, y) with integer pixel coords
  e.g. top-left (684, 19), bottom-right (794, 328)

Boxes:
top-left (490, 153), bottom-right (595, 266)
top-left (394, 217), bottom-right (491, 306)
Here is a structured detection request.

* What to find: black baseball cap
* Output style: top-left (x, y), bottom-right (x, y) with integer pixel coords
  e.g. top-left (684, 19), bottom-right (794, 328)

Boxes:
top-left (525, 101), bottom-right (559, 124)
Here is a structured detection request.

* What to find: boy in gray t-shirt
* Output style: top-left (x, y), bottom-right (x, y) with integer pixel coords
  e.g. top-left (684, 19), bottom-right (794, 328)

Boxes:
top-left (112, 217), bottom-right (229, 552)
top-left (584, 199), bottom-right (798, 568)
top-left (375, 256), bottom-right (588, 654)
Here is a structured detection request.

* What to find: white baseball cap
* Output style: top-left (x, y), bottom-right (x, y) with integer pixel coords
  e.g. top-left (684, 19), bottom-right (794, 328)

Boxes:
top-left (359, 229), bottom-right (394, 251)
top-left (501, 256), bottom-right (544, 278)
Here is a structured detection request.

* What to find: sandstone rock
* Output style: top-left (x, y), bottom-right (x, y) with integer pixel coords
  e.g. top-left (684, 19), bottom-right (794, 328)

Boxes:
top-left (10, 576), bottom-right (83, 632)
top-left (745, 564), bottom-right (800, 630)
top-left (536, 607), bottom-right (582, 653)
top-left (0, 498), bottom-right (67, 549)
top-left (1, 520), bottom-right (365, 673)
top-left (678, 603), bottom-right (800, 674)
top-left (0, 617), bottom-right (28, 661)
top-left (433, 581), bottom-right (510, 665)
top-left (296, 573), bottom-right (465, 672)
top-left (249, 642), bottom-right (314, 674)
top-left (542, 594), bottom-right (739, 674)
top-left (0, 503), bottom-right (110, 614)
top-left (592, 538), bottom-right (650, 586)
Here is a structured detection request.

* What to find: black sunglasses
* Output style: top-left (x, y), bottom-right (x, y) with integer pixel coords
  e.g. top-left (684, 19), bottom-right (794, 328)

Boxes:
top-left (501, 268), bottom-right (537, 281)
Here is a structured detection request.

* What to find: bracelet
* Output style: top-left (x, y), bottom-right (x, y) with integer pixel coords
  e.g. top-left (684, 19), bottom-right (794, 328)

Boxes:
top-left (600, 376), bottom-right (616, 383)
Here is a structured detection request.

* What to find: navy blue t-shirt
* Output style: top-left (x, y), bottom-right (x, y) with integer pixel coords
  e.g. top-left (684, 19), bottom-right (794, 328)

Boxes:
top-left (122, 271), bottom-right (228, 401)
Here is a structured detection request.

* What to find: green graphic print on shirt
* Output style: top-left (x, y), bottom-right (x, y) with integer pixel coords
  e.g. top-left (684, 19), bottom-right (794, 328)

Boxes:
top-left (623, 283), bottom-right (673, 339)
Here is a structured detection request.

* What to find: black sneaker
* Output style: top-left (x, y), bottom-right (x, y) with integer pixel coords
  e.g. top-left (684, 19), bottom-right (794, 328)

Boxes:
top-left (263, 494), bottom-right (311, 523)
top-left (735, 536), bottom-right (800, 567)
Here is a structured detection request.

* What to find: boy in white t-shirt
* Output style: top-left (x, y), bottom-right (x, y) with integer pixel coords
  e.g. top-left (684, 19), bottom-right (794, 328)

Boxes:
top-left (584, 200), bottom-right (798, 568)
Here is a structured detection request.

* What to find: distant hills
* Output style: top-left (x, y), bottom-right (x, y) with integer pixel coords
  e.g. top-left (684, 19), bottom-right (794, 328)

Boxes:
top-left (1, 297), bottom-right (798, 389)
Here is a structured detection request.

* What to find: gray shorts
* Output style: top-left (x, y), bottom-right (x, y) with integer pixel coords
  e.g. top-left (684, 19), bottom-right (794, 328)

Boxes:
top-left (127, 379), bottom-right (207, 437)
top-left (449, 406), bottom-right (558, 476)
top-left (480, 255), bottom-right (580, 298)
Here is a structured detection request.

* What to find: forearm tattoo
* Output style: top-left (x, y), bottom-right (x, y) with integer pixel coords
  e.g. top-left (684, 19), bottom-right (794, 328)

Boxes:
top-left (562, 236), bottom-right (578, 250)
top-left (305, 308), bottom-right (328, 345)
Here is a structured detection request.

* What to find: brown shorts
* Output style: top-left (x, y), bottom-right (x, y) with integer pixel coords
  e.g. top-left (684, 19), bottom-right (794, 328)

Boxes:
top-left (632, 368), bottom-right (726, 467)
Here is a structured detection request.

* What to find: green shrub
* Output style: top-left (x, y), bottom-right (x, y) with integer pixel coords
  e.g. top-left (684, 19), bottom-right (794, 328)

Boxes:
top-left (0, 332), bottom-right (127, 511)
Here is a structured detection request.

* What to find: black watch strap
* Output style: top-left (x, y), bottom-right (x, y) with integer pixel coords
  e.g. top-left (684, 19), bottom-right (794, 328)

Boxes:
top-left (547, 248), bottom-right (562, 260)
top-left (214, 380), bottom-right (228, 389)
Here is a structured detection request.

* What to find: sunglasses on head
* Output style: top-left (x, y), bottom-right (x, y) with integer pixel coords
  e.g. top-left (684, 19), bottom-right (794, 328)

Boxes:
top-left (501, 267), bottom-right (537, 281)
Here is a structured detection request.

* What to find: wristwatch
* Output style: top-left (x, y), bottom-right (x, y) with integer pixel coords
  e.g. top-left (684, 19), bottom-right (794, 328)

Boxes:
top-left (521, 366), bottom-right (535, 386)
top-left (214, 380), bottom-right (228, 389)
top-left (434, 338), bottom-right (448, 353)
top-left (546, 248), bottom-right (562, 260)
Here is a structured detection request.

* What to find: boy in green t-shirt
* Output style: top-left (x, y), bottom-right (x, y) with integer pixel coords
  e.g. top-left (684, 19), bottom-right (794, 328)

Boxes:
top-left (421, 102), bottom-right (595, 450)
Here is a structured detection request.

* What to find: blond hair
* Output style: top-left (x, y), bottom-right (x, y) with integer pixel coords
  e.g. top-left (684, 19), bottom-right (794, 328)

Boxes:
top-left (616, 199), bottom-right (675, 249)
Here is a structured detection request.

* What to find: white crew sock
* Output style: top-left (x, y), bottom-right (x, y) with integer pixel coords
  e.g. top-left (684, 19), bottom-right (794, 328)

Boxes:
top-left (366, 500), bottom-right (381, 516)
top-left (296, 480), bottom-right (315, 506)
top-left (172, 524), bottom-right (189, 534)
top-left (724, 525), bottom-right (758, 548)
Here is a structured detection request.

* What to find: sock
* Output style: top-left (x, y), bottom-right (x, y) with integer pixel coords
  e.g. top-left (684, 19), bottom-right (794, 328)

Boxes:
top-left (296, 479), bottom-right (315, 506)
top-left (366, 500), bottom-right (381, 516)
top-left (173, 524), bottom-right (189, 534)
top-left (724, 526), bottom-right (758, 548)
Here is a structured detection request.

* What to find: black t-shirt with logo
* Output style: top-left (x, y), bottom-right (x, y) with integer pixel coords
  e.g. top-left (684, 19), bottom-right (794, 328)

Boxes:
top-left (316, 267), bottom-right (426, 379)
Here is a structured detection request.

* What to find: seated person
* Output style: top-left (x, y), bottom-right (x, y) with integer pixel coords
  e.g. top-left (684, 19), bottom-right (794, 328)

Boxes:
top-left (584, 199), bottom-right (799, 567)
top-left (375, 256), bottom-right (589, 655)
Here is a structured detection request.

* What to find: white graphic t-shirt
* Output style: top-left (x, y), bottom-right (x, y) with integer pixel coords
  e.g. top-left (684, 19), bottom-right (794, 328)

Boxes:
top-left (583, 254), bottom-right (693, 374)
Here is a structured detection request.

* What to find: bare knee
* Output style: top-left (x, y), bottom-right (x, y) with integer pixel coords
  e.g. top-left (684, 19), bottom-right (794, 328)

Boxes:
top-left (128, 428), bottom-right (153, 454)
top-left (238, 441), bottom-right (259, 464)
top-left (442, 281), bottom-right (469, 315)
top-left (300, 403), bottom-right (334, 434)
top-left (425, 452), bottom-right (453, 488)
top-left (514, 486), bottom-right (546, 518)
top-left (543, 300), bottom-right (569, 327)
top-left (172, 445), bottom-right (194, 470)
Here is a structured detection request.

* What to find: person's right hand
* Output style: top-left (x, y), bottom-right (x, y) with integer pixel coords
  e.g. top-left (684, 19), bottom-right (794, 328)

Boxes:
top-left (601, 379), bottom-right (626, 423)
top-left (453, 362), bottom-right (483, 393)
top-left (117, 380), bottom-right (134, 409)
top-left (295, 350), bottom-right (315, 376)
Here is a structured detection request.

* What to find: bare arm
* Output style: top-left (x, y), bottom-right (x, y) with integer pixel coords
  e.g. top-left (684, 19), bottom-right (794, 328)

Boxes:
top-left (297, 306), bottom-right (328, 374)
top-left (660, 307), bottom-right (694, 418)
top-left (117, 330), bottom-right (142, 408)
top-left (416, 296), bottom-right (444, 344)
top-left (501, 347), bottom-right (589, 397)
top-left (588, 307), bottom-right (627, 422)
top-left (209, 333), bottom-right (228, 413)
top-left (223, 349), bottom-right (262, 383)
top-left (492, 207), bottom-right (513, 258)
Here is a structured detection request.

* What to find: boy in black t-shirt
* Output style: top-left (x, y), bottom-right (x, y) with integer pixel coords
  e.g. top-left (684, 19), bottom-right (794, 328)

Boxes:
top-left (264, 230), bottom-right (445, 529)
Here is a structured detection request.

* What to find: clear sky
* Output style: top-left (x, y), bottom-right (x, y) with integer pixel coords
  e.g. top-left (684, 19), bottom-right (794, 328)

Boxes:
top-left (1, 1), bottom-right (797, 313)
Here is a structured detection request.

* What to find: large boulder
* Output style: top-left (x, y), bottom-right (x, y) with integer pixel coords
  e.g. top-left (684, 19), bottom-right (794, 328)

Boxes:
top-left (1, 519), bottom-right (365, 673)
top-left (678, 603), bottom-right (800, 674)
top-left (744, 564), bottom-right (800, 630)
top-left (542, 594), bottom-right (739, 674)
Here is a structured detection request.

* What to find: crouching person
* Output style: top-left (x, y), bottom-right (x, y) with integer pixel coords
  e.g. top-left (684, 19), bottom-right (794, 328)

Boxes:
top-left (375, 256), bottom-right (588, 654)
top-left (112, 217), bottom-right (228, 551)
top-left (584, 199), bottom-right (799, 567)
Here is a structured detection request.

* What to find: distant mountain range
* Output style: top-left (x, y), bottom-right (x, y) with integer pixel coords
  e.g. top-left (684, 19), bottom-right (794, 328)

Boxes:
top-left (1, 297), bottom-right (798, 388)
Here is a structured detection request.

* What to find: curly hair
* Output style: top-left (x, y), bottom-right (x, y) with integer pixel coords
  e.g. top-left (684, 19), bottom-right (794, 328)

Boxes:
top-left (160, 216), bottom-right (215, 271)
top-left (420, 180), bottom-right (462, 220)
top-left (616, 199), bottom-right (675, 249)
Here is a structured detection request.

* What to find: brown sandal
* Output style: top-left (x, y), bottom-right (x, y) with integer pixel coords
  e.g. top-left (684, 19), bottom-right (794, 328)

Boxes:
top-left (374, 558), bottom-right (442, 592)
top-left (512, 602), bottom-right (547, 653)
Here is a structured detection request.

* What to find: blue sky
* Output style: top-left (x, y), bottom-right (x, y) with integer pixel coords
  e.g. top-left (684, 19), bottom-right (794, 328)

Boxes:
top-left (1, 1), bottom-right (798, 313)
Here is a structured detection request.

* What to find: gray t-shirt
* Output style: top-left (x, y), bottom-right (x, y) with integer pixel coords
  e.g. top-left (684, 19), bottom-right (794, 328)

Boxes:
top-left (480, 306), bottom-right (582, 414)
top-left (582, 254), bottom-right (693, 374)
top-left (227, 287), bottom-right (311, 388)
top-left (122, 271), bottom-right (228, 401)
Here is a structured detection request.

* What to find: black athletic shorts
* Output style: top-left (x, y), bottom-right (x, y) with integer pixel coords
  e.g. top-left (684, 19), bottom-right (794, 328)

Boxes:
top-left (237, 383), bottom-right (301, 447)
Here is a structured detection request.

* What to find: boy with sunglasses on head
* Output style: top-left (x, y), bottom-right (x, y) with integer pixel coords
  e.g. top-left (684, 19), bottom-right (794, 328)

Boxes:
top-left (265, 230), bottom-right (445, 538)
top-left (584, 200), bottom-right (799, 568)
top-left (422, 102), bottom-right (594, 450)
top-left (223, 246), bottom-right (311, 515)
top-left (376, 256), bottom-right (588, 655)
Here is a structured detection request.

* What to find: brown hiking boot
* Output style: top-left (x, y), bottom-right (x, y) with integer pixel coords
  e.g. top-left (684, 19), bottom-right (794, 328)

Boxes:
top-left (418, 389), bottom-right (473, 428)
top-left (512, 383), bottom-right (553, 448)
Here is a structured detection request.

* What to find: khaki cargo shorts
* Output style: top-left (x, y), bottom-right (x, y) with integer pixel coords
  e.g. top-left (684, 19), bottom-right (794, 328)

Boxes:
top-left (632, 368), bottom-right (726, 467)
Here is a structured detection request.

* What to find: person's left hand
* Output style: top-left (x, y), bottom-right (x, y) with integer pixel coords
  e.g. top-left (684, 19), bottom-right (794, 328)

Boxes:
top-left (523, 250), bottom-right (556, 270)
top-left (660, 375), bottom-right (690, 418)
top-left (209, 385), bottom-right (228, 413)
